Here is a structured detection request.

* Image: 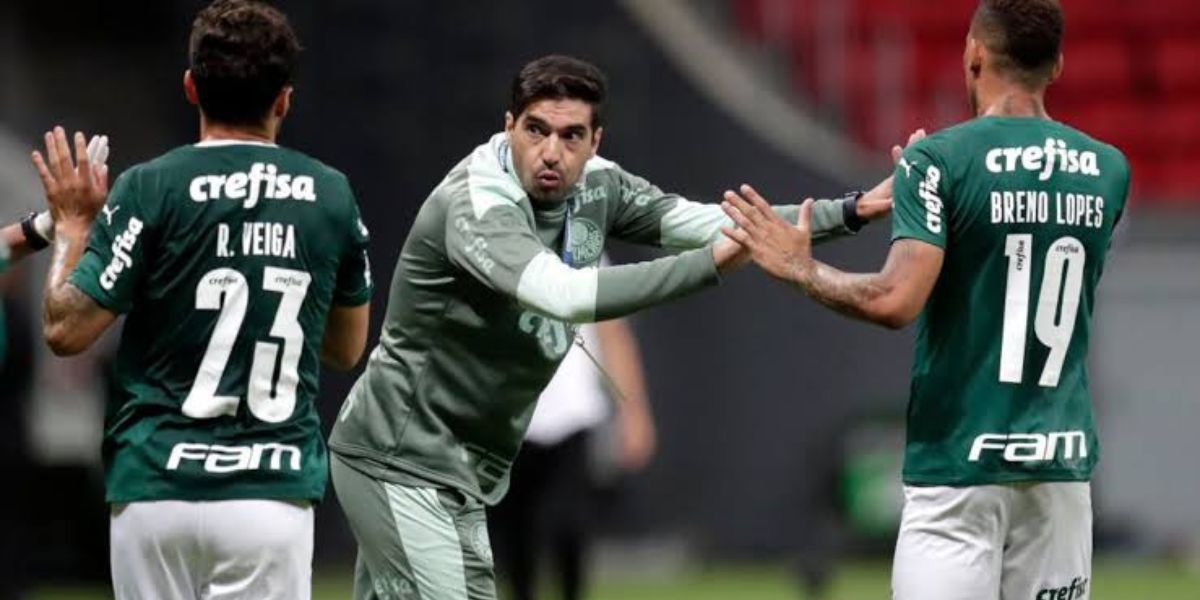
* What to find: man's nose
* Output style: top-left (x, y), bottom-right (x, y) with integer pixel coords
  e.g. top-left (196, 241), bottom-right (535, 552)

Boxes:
top-left (541, 135), bottom-right (562, 166)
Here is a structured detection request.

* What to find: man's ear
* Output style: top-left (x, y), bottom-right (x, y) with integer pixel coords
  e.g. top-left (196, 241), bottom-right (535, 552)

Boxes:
top-left (590, 126), bottom-right (603, 157)
top-left (965, 36), bottom-right (984, 78)
top-left (504, 111), bottom-right (516, 133)
top-left (1050, 53), bottom-right (1064, 83)
top-left (183, 70), bottom-right (200, 105)
top-left (274, 86), bottom-right (293, 119)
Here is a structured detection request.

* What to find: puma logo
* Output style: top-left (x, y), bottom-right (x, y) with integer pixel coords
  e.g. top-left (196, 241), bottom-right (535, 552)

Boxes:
top-left (102, 204), bottom-right (121, 226)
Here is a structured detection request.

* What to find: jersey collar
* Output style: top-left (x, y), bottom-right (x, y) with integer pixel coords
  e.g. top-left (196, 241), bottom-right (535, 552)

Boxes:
top-left (194, 139), bottom-right (279, 148)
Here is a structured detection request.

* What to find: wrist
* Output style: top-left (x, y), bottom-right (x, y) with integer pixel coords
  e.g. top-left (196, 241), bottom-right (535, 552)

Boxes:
top-left (843, 191), bottom-right (868, 231)
top-left (787, 257), bottom-right (812, 288)
top-left (54, 217), bottom-right (92, 239)
top-left (20, 211), bottom-right (52, 250)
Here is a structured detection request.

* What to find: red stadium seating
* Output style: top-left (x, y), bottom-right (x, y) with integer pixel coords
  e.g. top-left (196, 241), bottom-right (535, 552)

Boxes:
top-left (732, 0), bottom-right (1200, 201)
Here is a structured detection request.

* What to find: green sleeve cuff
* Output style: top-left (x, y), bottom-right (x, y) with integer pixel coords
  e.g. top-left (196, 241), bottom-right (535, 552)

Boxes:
top-left (334, 285), bottom-right (373, 307)
top-left (68, 257), bottom-right (130, 314)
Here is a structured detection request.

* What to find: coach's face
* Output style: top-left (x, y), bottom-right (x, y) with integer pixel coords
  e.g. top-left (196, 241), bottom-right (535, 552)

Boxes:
top-left (506, 98), bottom-right (603, 204)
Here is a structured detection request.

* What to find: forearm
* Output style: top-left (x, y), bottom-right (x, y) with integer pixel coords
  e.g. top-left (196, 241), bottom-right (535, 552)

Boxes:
top-left (662, 198), bottom-right (854, 249)
top-left (516, 247), bottom-right (719, 323)
top-left (593, 247), bottom-right (719, 321)
top-left (774, 198), bottom-right (861, 244)
top-left (42, 221), bottom-right (107, 354)
top-left (794, 261), bottom-right (903, 328)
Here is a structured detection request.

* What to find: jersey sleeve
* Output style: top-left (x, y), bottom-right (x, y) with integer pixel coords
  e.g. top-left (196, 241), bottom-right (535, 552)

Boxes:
top-left (444, 194), bottom-right (719, 323)
top-left (333, 187), bottom-right (373, 307)
top-left (891, 143), bottom-right (949, 249)
top-left (69, 169), bottom-right (152, 314)
top-left (606, 165), bottom-right (857, 248)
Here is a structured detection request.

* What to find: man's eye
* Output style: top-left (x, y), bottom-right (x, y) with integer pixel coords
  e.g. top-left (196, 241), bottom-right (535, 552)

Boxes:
top-left (526, 124), bottom-right (544, 137)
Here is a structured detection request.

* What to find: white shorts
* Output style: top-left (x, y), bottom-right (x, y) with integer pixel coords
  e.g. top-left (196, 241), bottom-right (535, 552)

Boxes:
top-left (892, 482), bottom-right (1091, 600)
top-left (110, 499), bottom-right (313, 600)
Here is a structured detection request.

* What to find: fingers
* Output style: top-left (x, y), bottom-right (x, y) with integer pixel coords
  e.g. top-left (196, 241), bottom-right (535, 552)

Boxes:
top-left (44, 131), bottom-right (62, 180)
top-left (74, 131), bottom-right (93, 191)
top-left (87, 134), bottom-right (109, 167)
top-left (720, 226), bottom-right (753, 247)
top-left (892, 145), bottom-right (903, 164)
top-left (53, 126), bottom-right (74, 179)
top-left (796, 198), bottom-right (814, 235)
top-left (907, 128), bottom-right (926, 147)
top-left (94, 164), bottom-right (110, 196)
top-left (721, 196), bottom-right (759, 235)
top-left (31, 150), bottom-right (57, 192)
top-left (722, 188), bottom-right (767, 230)
top-left (738, 184), bottom-right (780, 221)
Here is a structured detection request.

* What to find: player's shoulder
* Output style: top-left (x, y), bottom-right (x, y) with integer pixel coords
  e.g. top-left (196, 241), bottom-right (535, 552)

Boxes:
top-left (580, 153), bottom-right (633, 193)
top-left (439, 134), bottom-right (526, 219)
top-left (903, 120), bottom-right (988, 163)
top-left (274, 145), bottom-right (353, 186)
top-left (1054, 120), bottom-right (1131, 176)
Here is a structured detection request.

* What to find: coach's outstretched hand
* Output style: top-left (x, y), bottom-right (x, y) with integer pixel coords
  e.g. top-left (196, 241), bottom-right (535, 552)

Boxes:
top-left (855, 128), bottom-right (928, 221)
top-left (32, 126), bottom-right (110, 227)
top-left (719, 185), bottom-right (815, 283)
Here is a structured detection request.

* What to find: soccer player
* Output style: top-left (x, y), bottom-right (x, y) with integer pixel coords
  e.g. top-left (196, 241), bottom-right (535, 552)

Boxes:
top-left (329, 54), bottom-right (898, 600)
top-left (721, 1), bottom-right (1129, 598)
top-left (31, 1), bottom-right (371, 598)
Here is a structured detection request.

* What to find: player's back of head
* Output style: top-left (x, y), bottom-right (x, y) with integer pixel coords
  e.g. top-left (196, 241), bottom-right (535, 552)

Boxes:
top-left (970, 0), bottom-right (1064, 88)
top-left (189, 0), bottom-right (301, 127)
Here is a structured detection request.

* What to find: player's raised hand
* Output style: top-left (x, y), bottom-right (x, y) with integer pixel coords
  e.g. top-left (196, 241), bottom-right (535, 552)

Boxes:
top-left (720, 184), bottom-right (815, 284)
top-left (32, 126), bottom-right (110, 227)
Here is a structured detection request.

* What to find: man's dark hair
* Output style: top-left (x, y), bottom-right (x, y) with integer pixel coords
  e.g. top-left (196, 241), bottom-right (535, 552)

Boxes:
top-left (189, 0), bottom-right (301, 126)
top-left (971, 0), bottom-right (1064, 86)
top-left (509, 55), bottom-right (608, 129)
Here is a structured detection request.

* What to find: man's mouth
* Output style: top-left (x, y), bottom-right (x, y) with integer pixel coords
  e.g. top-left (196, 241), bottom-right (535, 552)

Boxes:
top-left (535, 170), bottom-right (562, 189)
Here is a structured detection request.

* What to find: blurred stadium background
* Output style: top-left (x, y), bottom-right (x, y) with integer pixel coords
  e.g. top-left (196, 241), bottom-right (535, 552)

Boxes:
top-left (0, 0), bottom-right (1197, 598)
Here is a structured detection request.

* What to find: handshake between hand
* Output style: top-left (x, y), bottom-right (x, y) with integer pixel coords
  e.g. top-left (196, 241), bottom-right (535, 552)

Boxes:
top-left (712, 128), bottom-right (928, 280)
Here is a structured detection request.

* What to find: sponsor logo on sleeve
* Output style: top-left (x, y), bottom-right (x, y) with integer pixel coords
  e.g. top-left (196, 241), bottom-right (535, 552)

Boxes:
top-left (99, 217), bottom-right (144, 290)
top-left (919, 165), bottom-right (943, 234)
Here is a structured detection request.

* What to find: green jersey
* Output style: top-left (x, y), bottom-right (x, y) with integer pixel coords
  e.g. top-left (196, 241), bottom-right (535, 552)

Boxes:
top-left (71, 140), bottom-right (373, 504)
top-left (892, 117), bottom-right (1130, 486)
top-left (330, 133), bottom-right (859, 503)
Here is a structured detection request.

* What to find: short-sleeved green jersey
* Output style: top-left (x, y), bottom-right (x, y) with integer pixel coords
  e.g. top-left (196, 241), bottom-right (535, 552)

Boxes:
top-left (70, 140), bottom-right (373, 504)
top-left (892, 117), bottom-right (1130, 486)
top-left (330, 133), bottom-right (859, 504)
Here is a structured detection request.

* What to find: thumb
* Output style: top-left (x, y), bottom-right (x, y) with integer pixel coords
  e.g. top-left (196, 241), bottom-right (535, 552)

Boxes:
top-left (892, 145), bottom-right (904, 164)
top-left (796, 198), bottom-right (814, 233)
